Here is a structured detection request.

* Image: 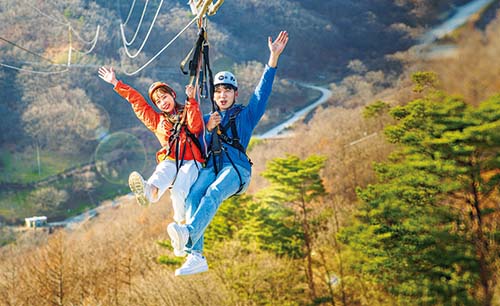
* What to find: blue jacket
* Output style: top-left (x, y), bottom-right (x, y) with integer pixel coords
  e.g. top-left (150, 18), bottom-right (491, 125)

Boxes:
top-left (205, 65), bottom-right (276, 172)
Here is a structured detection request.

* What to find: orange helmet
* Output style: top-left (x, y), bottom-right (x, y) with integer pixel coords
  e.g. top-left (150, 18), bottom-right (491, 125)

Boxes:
top-left (148, 82), bottom-right (176, 104)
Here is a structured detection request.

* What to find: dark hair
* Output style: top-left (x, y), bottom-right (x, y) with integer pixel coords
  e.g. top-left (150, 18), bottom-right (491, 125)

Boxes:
top-left (215, 84), bottom-right (237, 91)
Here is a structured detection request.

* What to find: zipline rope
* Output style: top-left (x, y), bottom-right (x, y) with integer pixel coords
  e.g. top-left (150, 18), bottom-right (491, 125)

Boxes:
top-left (122, 0), bottom-right (138, 26)
top-left (26, 1), bottom-right (100, 53)
top-left (122, 15), bottom-right (198, 76)
top-left (3, 1), bottom-right (224, 76)
top-left (0, 62), bottom-right (69, 75)
top-left (27, 2), bottom-right (100, 46)
top-left (0, 27), bottom-right (72, 73)
top-left (120, 0), bottom-right (150, 47)
top-left (0, 36), bottom-right (56, 64)
top-left (122, 0), bottom-right (224, 75)
top-left (77, 25), bottom-right (100, 55)
top-left (120, 0), bottom-right (164, 58)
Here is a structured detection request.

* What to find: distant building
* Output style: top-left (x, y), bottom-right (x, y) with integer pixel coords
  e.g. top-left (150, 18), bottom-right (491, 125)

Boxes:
top-left (25, 216), bottom-right (48, 228)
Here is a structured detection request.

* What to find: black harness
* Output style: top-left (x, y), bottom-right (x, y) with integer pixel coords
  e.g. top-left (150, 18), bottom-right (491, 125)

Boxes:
top-left (163, 112), bottom-right (204, 188)
top-left (180, 26), bottom-right (251, 195)
top-left (208, 106), bottom-right (252, 194)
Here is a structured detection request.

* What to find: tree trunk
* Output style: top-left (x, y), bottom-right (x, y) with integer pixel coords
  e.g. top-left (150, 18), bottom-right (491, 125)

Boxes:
top-left (300, 195), bottom-right (316, 302)
top-left (332, 200), bottom-right (347, 306)
top-left (468, 168), bottom-right (493, 306)
top-left (318, 250), bottom-right (336, 306)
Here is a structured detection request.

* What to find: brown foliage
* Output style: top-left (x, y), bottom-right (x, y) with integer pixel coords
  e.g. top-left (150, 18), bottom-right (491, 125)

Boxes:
top-left (249, 105), bottom-right (394, 202)
top-left (0, 196), bottom-right (279, 305)
top-left (423, 11), bottom-right (500, 105)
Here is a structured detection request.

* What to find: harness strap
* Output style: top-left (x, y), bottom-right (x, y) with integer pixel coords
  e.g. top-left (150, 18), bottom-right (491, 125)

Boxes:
top-left (202, 39), bottom-right (215, 107)
top-left (217, 108), bottom-right (253, 165)
top-left (196, 35), bottom-right (225, 174)
top-left (168, 131), bottom-right (187, 189)
top-left (222, 146), bottom-right (245, 195)
top-left (209, 133), bottom-right (223, 175)
top-left (186, 129), bottom-right (204, 171)
top-left (207, 107), bottom-right (253, 196)
top-left (180, 28), bottom-right (205, 84)
top-left (166, 122), bottom-right (205, 190)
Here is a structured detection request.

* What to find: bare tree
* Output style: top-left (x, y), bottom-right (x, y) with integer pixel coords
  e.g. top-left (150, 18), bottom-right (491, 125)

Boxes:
top-left (28, 186), bottom-right (68, 213)
top-left (0, 246), bottom-right (24, 306)
top-left (23, 231), bottom-right (75, 306)
top-left (21, 85), bottom-right (101, 153)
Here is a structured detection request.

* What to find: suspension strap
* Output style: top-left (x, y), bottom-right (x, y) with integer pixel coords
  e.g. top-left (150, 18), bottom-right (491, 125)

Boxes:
top-left (194, 27), bottom-right (224, 174)
top-left (180, 28), bottom-right (206, 83)
top-left (169, 123), bottom-right (187, 189)
top-left (178, 16), bottom-right (227, 175)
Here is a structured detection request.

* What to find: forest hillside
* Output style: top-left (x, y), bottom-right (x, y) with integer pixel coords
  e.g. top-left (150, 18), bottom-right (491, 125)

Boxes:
top-left (0, 0), bottom-right (475, 224)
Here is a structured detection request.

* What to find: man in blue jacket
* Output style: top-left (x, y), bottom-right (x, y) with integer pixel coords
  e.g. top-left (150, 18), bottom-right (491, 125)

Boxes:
top-left (167, 30), bottom-right (289, 276)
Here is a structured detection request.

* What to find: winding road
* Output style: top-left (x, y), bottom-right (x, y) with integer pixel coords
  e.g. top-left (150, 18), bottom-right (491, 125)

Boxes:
top-left (420, 0), bottom-right (496, 45)
top-left (255, 84), bottom-right (332, 139)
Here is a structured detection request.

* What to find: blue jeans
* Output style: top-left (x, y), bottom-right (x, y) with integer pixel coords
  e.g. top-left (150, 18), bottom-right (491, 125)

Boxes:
top-left (184, 164), bottom-right (251, 253)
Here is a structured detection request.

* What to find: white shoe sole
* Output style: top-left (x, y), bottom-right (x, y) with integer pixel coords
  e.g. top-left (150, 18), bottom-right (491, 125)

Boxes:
top-left (128, 172), bottom-right (149, 206)
top-left (175, 264), bottom-right (208, 276)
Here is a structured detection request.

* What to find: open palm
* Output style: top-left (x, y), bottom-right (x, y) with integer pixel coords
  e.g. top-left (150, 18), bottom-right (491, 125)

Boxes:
top-left (98, 66), bottom-right (118, 86)
top-left (268, 31), bottom-right (289, 56)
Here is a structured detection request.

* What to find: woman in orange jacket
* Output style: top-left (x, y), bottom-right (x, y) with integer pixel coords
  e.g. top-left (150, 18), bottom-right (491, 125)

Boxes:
top-left (98, 67), bottom-right (204, 250)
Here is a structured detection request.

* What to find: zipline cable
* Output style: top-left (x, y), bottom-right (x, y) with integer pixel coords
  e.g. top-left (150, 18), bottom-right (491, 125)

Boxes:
top-left (27, 1), bottom-right (100, 45)
top-left (120, 0), bottom-right (164, 58)
top-left (68, 27), bottom-right (73, 67)
top-left (0, 36), bottom-right (56, 64)
top-left (26, 1), bottom-right (100, 53)
top-left (78, 25), bottom-right (100, 55)
top-left (0, 63), bottom-right (69, 75)
top-left (122, 0), bottom-right (223, 75)
top-left (26, 2), bottom-right (68, 26)
top-left (0, 30), bottom-right (72, 74)
top-left (122, 0), bottom-right (138, 26)
top-left (120, 0), bottom-right (149, 46)
top-left (122, 15), bottom-right (198, 76)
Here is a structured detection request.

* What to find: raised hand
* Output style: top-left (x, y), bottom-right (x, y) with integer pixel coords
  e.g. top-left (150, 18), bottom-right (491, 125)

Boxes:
top-left (185, 84), bottom-right (196, 99)
top-left (267, 31), bottom-right (289, 68)
top-left (268, 31), bottom-right (289, 56)
top-left (98, 66), bottom-right (118, 86)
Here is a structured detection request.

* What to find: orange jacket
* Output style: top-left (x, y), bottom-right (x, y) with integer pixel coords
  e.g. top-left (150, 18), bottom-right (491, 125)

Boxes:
top-left (114, 81), bottom-right (205, 164)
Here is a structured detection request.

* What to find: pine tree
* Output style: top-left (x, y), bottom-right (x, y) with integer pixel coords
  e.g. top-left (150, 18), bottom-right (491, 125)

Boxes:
top-left (204, 194), bottom-right (252, 245)
top-left (203, 184), bottom-right (303, 262)
top-left (340, 72), bottom-right (500, 305)
top-left (260, 154), bottom-right (327, 302)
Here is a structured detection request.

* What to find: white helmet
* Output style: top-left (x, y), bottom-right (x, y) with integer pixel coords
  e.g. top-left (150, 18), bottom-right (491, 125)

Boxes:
top-left (214, 71), bottom-right (238, 89)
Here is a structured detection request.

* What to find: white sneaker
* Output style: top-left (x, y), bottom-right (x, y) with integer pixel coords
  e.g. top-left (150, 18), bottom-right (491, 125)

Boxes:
top-left (128, 171), bottom-right (150, 206)
top-left (175, 253), bottom-right (208, 276)
top-left (167, 223), bottom-right (189, 254)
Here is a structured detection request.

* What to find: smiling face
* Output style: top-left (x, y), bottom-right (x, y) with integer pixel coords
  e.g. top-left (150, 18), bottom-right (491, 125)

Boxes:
top-left (214, 84), bottom-right (238, 111)
top-left (152, 87), bottom-right (176, 113)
